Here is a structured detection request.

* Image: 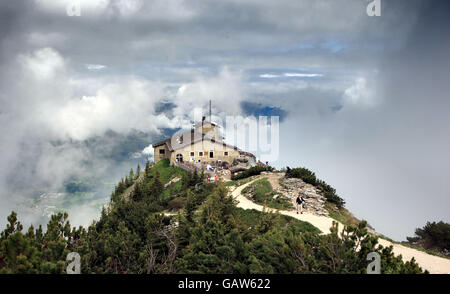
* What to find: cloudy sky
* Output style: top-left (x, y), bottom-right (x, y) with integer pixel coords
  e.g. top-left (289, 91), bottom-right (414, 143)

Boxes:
top-left (0, 0), bottom-right (449, 240)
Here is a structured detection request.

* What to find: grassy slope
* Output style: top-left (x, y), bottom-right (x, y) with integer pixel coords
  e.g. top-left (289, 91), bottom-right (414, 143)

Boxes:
top-left (397, 242), bottom-right (450, 260)
top-left (236, 208), bottom-right (321, 234)
top-left (231, 173), bottom-right (372, 234)
top-left (324, 202), bottom-right (361, 227)
top-left (225, 175), bottom-right (259, 187)
top-left (143, 159), bottom-right (187, 202)
top-left (115, 162), bottom-right (319, 234)
top-left (153, 164), bottom-right (448, 262)
top-left (242, 178), bottom-right (293, 210)
top-left (148, 161), bottom-right (318, 235)
top-left (149, 159), bottom-right (186, 184)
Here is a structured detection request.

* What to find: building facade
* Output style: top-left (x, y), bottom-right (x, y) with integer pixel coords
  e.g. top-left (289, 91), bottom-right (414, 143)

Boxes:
top-left (152, 119), bottom-right (245, 167)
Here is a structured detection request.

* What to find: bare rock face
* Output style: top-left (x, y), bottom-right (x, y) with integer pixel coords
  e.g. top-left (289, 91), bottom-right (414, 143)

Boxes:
top-left (275, 177), bottom-right (329, 217)
top-left (241, 172), bottom-right (330, 217)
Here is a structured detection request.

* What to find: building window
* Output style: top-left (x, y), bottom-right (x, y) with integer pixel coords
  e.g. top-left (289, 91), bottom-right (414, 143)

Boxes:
top-left (209, 151), bottom-right (214, 158)
top-left (190, 152), bottom-right (194, 156)
top-left (224, 151), bottom-right (229, 156)
top-left (159, 149), bottom-right (165, 155)
top-left (199, 152), bottom-right (203, 156)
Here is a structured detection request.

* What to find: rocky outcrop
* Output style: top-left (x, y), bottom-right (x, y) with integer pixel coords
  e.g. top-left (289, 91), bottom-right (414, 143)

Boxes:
top-left (275, 177), bottom-right (329, 217)
top-left (247, 172), bottom-right (330, 217)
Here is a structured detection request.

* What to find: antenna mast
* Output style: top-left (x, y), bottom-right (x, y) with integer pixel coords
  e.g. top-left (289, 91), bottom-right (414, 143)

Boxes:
top-left (209, 99), bottom-right (212, 122)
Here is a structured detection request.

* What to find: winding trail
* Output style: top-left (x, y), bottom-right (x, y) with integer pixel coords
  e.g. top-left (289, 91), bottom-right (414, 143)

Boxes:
top-left (230, 176), bottom-right (450, 274)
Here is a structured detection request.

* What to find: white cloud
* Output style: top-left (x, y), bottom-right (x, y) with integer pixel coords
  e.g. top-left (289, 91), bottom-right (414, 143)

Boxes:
top-left (6, 47), bottom-right (177, 144)
top-left (260, 73), bottom-right (324, 79)
top-left (86, 64), bottom-right (106, 71)
top-left (0, 0), bottom-right (445, 240)
top-left (260, 74), bottom-right (279, 78)
top-left (142, 144), bottom-right (154, 159)
top-left (284, 73), bottom-right (323, 78)
top-left (342, 77), bottom-right (378, 108)
top-left (114, 0), bottom-right (143, 17)
top-left (47, 78), bottom-right (174, 140)
top-left (18, 47), bottom-right (65, 80)
top-left (66, 203), bottom-right (102, 228)
top-left (172, 67), bottom-right (245, 120)
top-left (34, 0), bottom-right (110, 16)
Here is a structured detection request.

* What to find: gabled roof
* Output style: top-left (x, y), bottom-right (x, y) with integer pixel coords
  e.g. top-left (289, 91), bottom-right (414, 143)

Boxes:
top-left (152, 138), bottom-right (170, 147)
top-left (193, 121), bottom-right (218, 128)
top-left (152, 128), bottom-right (239, 152)
top-left (177, 135), bottom-right (239, 151)
top-left (152, 138), bottom-right (173, 151)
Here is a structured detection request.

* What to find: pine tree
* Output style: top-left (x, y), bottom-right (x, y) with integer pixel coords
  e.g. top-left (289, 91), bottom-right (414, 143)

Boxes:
top-left (0, 162), bottom-right (427, 274)
top-left (132, 181), bottom-right (144, 202)
top-left (151, 171), bottom-right (163, 199)
top-left (145, 158), bottom-right (151, 177)
top-left (1, 211), bottom-right (23, 240)
top-left (136, 164), bottom-right (141, 180)
top-left (128, 168), bottom-right (135, 185)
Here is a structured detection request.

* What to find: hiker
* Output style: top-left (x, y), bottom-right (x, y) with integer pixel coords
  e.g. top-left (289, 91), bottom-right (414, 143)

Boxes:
top-left (296, 192), bottom-right (305, 214)
top-left (214, 174), bottom-right (218, 184)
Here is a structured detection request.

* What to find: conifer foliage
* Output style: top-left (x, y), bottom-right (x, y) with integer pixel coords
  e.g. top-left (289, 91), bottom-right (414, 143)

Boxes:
top-left (0, 159), bottom-right (425, 274)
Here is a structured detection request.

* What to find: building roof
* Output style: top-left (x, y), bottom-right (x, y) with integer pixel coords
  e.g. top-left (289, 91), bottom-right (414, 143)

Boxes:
top-left (193, 121), bottom-right (218, 128)
top-left (152, 119), bottom-right (246, 154)
top-left (152, 128), bottom-right (239, 152)
top-left (239, 151), bottom-right (256, 158)
top-left (152, 138), bottom-right (170, 148)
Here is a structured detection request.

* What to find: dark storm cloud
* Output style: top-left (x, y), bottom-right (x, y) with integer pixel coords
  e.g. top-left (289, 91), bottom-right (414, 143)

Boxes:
top-left (277, 0), bottom-right (450, 240)
top-left (3, 1), bottom-right (408, 73)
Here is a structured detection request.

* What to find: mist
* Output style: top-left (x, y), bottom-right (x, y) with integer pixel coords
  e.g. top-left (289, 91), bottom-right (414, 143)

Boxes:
top-left (0, 0), bottom-right (449, 240)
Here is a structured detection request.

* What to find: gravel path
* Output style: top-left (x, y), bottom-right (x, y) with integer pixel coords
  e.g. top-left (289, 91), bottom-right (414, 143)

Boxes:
top-left (230, 176), bottom-right (450, 274)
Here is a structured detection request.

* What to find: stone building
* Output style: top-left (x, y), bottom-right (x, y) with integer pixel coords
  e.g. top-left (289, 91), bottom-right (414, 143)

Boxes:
top-left (152, 118), bottom-right (253, 167)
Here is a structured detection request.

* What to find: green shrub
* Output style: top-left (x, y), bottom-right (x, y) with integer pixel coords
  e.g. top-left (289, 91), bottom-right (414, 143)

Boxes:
top-left (286, 167), bottom-right (317, 184)
top-left (0, 161), bottom-right (425, 274)
top-left (236, 208), bottom-right (320, 234)
top-left (243, 178), bottom-right (272, 202)
top-left (232, 165), bottom-right (273, 181)
top-left (242, 178), bottom-right (293, 210)
top-left (167, 197), bottom-right (187, 211)
top-left (286, 167), bottom-right (345, 208)
top-left (407, 221), bottom-right (450, 252)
